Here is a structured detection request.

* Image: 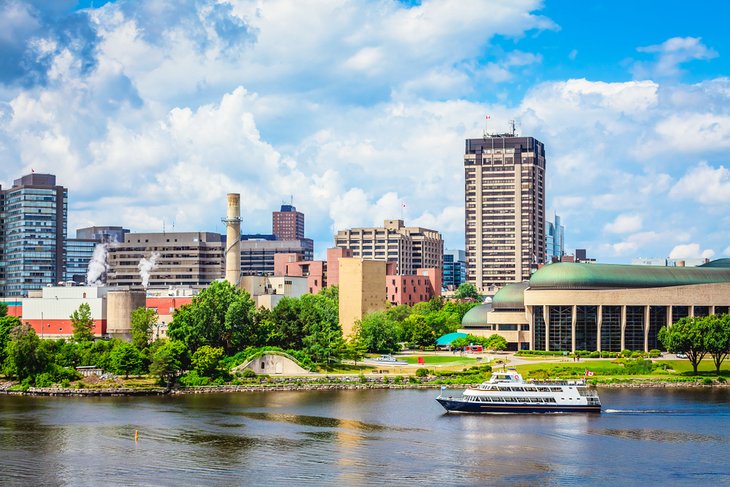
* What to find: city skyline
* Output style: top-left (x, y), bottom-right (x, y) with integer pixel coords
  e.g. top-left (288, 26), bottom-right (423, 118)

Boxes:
top-left (1, 1), bottom-right (729, 262)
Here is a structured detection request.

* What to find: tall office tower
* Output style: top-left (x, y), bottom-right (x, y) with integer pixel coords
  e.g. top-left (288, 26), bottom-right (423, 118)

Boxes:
top-left (464, 135), bottom-right (546, 293)
top-left (334, 219), bottom-right (443, 275)
top-left (545, 212), bottom-right (565, 263)
top-left (0, 173), bottom-right (68, 297)
top-left (443, 249), bottom-right (467, 290)
top-left (272, 204), bottom-right (304, 240)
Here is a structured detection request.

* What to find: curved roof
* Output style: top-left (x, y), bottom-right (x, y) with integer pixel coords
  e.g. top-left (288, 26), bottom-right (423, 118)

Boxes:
top-left (436, 332), bottom-right (468, 346)
top-left (492, 281), bottom-right (528, 310)
top-left (529, 262), bottom-right (730, 290)
top-left (700, 258), bottom-right (730, 268)
top-left (461, 304), bottom-right (490, 327)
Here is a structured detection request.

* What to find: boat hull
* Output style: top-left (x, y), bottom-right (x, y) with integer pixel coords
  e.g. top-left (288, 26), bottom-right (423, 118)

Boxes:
top-left (436, 397), bottom-right (601, 414)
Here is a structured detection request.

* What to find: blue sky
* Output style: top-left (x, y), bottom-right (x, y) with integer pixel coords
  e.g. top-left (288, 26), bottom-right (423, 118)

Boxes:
top-left (1, 0), bottom-right (729, 263)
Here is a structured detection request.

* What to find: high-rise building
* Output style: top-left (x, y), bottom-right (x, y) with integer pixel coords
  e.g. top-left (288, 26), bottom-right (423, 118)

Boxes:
top-left (240, 237), bottom-right (314, 276)
top-left (0, 173), bottom-right (68, 297)
top-left (76, 226), bottom-right (129, 243)
top-left (545, 212), bottom-right (565, 263)
top-left (338, 258), bottom-right (387, 337)
top-left (464, 135), bottom-right (546, 293)
top-left (107, 232), bottom-right (224, 287)
top-left (272, 204), bottom-right (304, 240)
top-left (334, 219), bottom-right (443, 275)
top-left (443, 249), bottom-right (466, 290)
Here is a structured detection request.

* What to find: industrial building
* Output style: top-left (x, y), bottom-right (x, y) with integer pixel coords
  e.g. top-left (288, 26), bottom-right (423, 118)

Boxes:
top-left (464, 135), bottom-right (546, 293)
top-left (460, 259), bottom-right (730, 352)
top-left (334, 219), bottom-right (443, 275)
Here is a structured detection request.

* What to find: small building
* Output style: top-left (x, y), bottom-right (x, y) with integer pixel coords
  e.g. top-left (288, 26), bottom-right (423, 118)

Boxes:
top-left (386, 268), bottom-right (442, 306)
top-left (233, 352), bottom-right (312, 375)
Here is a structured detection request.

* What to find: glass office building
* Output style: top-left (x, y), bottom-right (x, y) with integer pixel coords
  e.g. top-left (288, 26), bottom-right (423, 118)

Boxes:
top-left (443, 249), bottom-right (466, 290)
top-left (0, 174), bottom-right (67, 297)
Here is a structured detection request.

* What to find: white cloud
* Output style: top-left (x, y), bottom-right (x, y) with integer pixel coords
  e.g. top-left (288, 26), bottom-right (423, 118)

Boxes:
top-left (604, 214), bottom-right (642, 234)
top-left (633, 37), bottom-right (717, 79)
top-left (724, 246), bottom-right (730, 256)
top-left (669, 243), bottom-right (715, 260)
top-left (669, 162), bottom-right (730, 205)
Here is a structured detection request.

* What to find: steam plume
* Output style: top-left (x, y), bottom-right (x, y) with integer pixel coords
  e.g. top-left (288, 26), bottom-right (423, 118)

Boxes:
top-left (138, 252), bottom-right (160, 289)
top-left (86, 243), bottom-right (109, 286)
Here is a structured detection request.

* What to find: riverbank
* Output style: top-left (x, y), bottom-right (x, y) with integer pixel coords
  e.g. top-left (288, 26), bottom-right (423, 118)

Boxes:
top-left (1, 376), bottom-right (729, 397)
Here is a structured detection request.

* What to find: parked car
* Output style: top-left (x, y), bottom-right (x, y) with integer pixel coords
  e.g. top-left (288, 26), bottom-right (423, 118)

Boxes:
top-left (676, 353), bottom-right (688, 359)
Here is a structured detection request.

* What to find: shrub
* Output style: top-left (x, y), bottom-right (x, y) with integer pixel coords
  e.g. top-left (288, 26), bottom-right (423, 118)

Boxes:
top-left (718, 376), bottom-right (726, 383)
top-left (393, 375), bottom-right (403, 384)
top-left (588, 351), bottom-right (600, 358)
top-left (359, 375), bottom-right (367, 384)
top-left (648, 349), bottom-right (662, 358)
top-left (415, 368), bottom-right (430, 377)
top-left (61, 379), bottom-right (70, 388)
top-left (34, 373), bottom-right (54, 388)
top-left (241, 369), bottom-right (257, 378)
top-left (702, 377), bottom-right (713, 385)
top-left (178, 370), bottom-right (211, 387)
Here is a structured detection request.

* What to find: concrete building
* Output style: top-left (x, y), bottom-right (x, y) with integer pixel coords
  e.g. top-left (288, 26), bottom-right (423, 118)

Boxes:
top-left (240, 237), bottom-right (314, 276)
top-left (334, 219), bottom-right (443, 275)
top-left (107, 232), bottom-right (224, 287)
top-left (460, 259), bottom-right (730, 352)
top-left (443, 249), bottom-right (466, 290)
top-left (632, 257), bottom-right (710, 267)
top-left (272, 204), bottom-right (304, 240)
top-left (464, 135), bottom-right (546, 293)
top-left (274, 253), bottom-right (326, 294)
top-left (240, 275), bottom-right (309, 309)
top-left (0, 173), bottom-right (68, 297)
top-left (545, 212), bottom-right (564, 263)
top-left (386, 268), bottom-right (442, 306)
top-left (338, 258), bottom-right (387, 337)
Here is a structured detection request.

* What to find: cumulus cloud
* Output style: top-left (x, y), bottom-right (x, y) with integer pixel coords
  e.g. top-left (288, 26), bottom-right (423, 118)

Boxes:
top-left (669, 243), bottom-right (715, 260)
top-left (669, 162), bottom-right (730, 205)
top-left (633, 37), bottom-right (717, 79)
top-left (604, 214), bottom-right (642, 234)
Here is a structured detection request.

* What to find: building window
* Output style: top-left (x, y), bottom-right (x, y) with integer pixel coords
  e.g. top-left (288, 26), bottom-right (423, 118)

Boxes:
top-left (672, 306), bottom-right (689, 323)
top-left (575, 306), bottom-right (597, 352)
top-left (533, 306), bottom-right (545, 350)
top-left (548, 306), bottom-right (572, 352)
top-left (601, 306), bottom-right (621, 352)
top-left (648, 306), bottom-right (667, 351)
top-left (625, 306), bottom-right (645, 352)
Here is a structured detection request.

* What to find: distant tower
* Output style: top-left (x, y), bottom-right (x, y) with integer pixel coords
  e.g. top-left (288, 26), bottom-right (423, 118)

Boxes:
top-left (272, 203), bottom-right (304, 240)
top-left (223, 193), bottom-right (242, 286)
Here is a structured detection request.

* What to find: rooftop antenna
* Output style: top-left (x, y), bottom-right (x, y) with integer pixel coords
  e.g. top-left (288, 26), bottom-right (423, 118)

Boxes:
top-left (483, 114), bottom-right (491, 139)
top-left (509, 119), bottom-right (517, 137)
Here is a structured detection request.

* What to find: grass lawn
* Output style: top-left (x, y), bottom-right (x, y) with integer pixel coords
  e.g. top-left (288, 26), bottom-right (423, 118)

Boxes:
top-left (400, 355), bottom-right (481, 368)
top-left (512, 358), bottom-right (730, 380)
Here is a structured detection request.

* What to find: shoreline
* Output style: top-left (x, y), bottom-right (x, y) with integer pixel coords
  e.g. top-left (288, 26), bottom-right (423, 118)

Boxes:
top-left (1, 378), bottom-right (728, 397)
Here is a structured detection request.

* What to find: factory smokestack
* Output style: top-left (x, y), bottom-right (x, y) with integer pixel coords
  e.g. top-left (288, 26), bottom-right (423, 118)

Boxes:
top-left (224, 193), bottom-right (242, 287)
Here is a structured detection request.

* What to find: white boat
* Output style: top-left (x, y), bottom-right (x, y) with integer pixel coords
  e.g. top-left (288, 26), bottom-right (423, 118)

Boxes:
top-left (436, 371), bottom-right (601, 413)
top-left (365, 354), bottom-right (408, 365)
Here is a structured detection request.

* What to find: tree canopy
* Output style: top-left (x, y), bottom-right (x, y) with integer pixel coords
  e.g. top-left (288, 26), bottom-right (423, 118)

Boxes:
top-left (659, 317), bottom-right (708, 375)
top-left (71, 303), bottom-right (95, 342)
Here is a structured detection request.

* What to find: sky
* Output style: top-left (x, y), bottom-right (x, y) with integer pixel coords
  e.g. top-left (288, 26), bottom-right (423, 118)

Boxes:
top-left (1, 0), bottom-right (729, 263)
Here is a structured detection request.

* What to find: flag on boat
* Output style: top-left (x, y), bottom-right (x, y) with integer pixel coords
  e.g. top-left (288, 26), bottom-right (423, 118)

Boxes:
top-left (441, 386), bottom-right (446, 390)
top-left (584, 369), bottom-right (595, 376)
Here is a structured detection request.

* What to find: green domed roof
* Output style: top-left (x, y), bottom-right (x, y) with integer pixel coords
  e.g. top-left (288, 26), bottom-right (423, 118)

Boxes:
top-left (461, 304), bottom-right (491, 327)
top-left (491, 281), bottom-right (528, 310)
top-left (700, 258), bottom-right (730, 268)
top-left (529, 262), bottom-right (730, 290)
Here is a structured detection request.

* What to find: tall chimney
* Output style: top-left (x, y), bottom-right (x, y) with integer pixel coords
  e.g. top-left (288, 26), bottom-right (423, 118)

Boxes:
top-left (224, 193), bottom-right (242, 286)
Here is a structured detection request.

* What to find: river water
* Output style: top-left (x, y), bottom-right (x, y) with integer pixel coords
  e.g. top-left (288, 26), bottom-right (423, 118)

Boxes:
top-left (1, 387), bottom-right (729, 486)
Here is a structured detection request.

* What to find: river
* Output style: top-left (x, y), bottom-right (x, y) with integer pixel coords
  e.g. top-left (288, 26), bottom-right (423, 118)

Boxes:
top-left (1, 387), bottom-right (729, 486)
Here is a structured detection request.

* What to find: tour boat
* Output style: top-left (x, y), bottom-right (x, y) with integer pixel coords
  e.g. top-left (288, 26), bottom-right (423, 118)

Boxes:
top-left (436, 371), bottom-right (601, 413)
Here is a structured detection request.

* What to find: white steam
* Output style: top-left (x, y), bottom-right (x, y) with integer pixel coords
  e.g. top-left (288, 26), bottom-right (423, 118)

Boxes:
top-left (138, 252), bottom-right (160, 289)
top-left (86, 243), bottom-right (109, 286)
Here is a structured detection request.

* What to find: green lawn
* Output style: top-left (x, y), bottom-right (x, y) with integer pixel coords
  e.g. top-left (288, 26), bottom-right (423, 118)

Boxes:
top-left (400, 355), bottom-right (481, 368)
top-left (512, 358), bottom-right (730, 380)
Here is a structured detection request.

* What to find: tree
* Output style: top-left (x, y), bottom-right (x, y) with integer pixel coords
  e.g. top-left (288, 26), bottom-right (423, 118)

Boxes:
top-left (356, 312), bottom-right (400, 354)
top-left (70, 303), bottom-right (95, 342)
top-left (659, 317), bottom-right (708, 375)
top-left (402, 314), bottom-right (435, 348)
top-left (485, 334), bottom-right (508, 351)
top-left (0, 302), bottom-right (8, 317)
top-left (455, 283), bottom-right (481, 300)
top-left (705, 314), bottom-right (730, 374)
top-left (303, 321), bottom-right (345, 366)
top-left (167, 281), bottom-right (257, 354)
top-left (110, 342), bottom-right (142, 379)
top-left (0, 315), bottom-right (22, 366)
top-left (130, 307), bottom-right (158, 350)
top-left (270, 297), bottom-right (305, 349)
top-left (343, 338), bottom-right (368, 365)
top-left (149, 340), bottom-right (187, 387)
top-left (191, 345), bottom-right (224, 377)
top-left (3, 324), bottom-right (48, 381)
